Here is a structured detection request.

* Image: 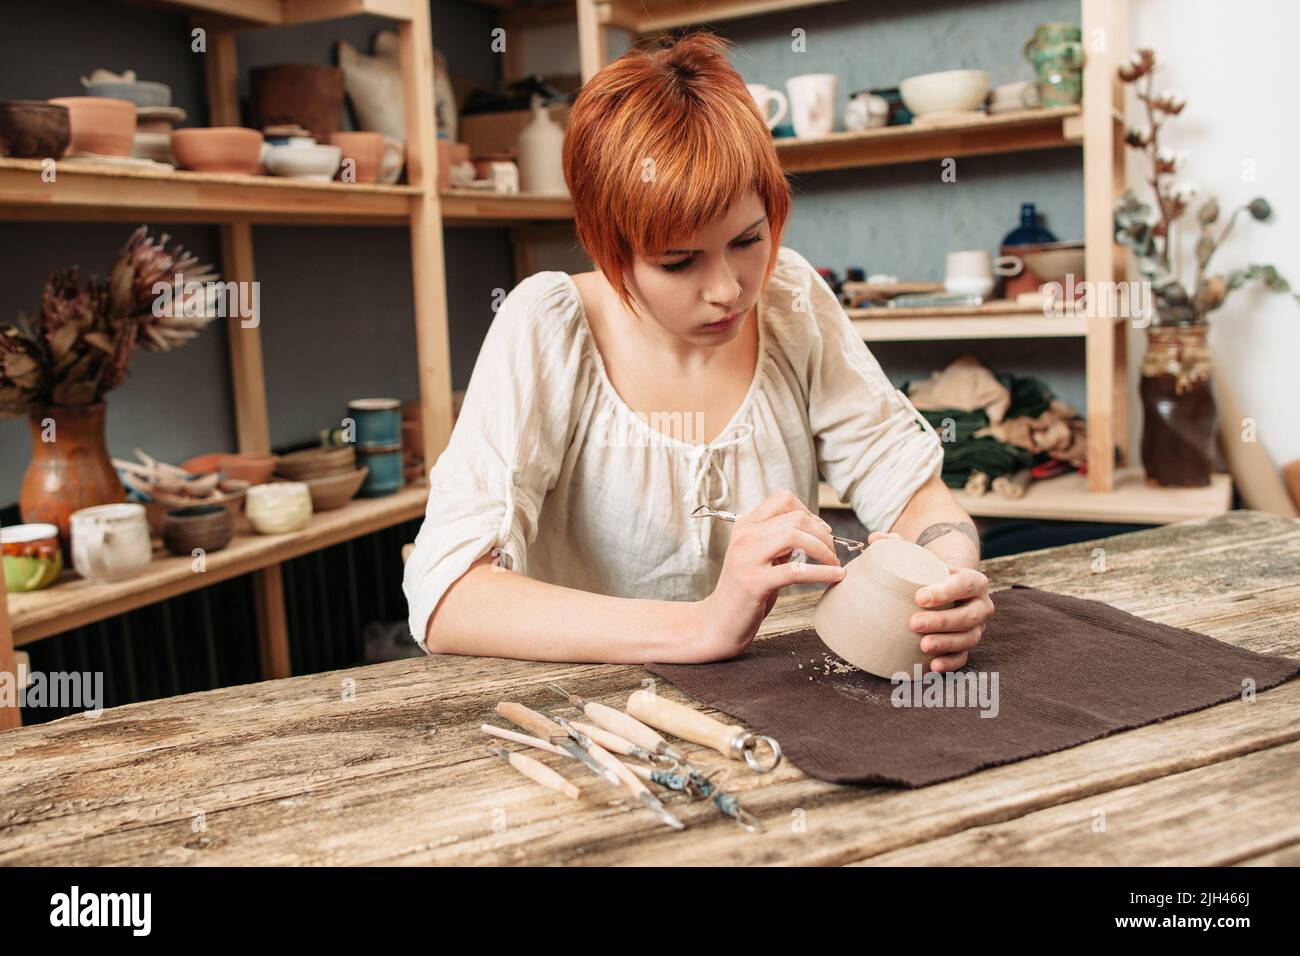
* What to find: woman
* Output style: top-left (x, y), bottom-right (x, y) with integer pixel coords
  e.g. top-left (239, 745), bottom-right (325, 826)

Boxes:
top-left (403, 32), bottom-right (993, 669)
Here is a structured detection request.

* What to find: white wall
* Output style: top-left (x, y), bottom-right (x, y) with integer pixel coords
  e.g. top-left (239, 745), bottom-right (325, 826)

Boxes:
top-left (1128, 0), bottom-right (1300, 471)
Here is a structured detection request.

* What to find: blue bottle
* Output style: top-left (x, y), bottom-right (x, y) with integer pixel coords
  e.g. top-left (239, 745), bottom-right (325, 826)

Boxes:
top-left (1001, 203), bottom-right (1057, 246)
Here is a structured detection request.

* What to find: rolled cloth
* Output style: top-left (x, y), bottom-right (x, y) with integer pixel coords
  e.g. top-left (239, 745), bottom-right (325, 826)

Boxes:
top-left (647, 586), bottom-right (1300, 788)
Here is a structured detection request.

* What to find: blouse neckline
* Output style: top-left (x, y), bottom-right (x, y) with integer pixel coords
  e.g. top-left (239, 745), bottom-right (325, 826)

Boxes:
top-left (558, 270), bottom-right (770, 451)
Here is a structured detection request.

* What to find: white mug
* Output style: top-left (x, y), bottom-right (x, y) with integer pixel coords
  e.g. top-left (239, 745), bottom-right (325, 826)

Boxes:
top-left (746, 83), bottom-right (789, 130)
top-left (944, 250), bottom-right (1023, 297)
top-left (786, 73), bottom-right (837, 138)
top-left (70, 503), bottom-right (152, 582)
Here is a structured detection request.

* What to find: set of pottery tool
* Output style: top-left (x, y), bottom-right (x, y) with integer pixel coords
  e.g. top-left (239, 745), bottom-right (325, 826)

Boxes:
top-left (480, 684), bottom-right (783, 833)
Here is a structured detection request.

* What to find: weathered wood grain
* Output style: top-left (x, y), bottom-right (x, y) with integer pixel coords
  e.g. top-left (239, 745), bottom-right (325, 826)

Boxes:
top-left (0, 510), bottom-right (1296, 865)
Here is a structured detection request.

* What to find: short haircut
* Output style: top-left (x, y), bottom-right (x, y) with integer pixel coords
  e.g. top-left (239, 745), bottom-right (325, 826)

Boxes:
top-left (562, 31), bottom-right (792, 312)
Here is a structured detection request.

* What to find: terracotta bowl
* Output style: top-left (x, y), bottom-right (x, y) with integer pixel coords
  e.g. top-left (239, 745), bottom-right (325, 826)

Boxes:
top-left (48, 96), bottom-right (136, 157)
top-left (218, 452), bottom-right (279, 485)
top-left (182, 452), bottom-right (230, 475)
top-left (171, 127), bottom-right (264, 174)
top-left (143, 478), bottom-right (249, 534)
top-left (276, 445), bottom-right (356, 481)
top-left (162, 503), bottom-right (234, 555)
top-left (304, 466), bottom-right (368, 511)
top-left (0, 101), bottom-right (70, 159)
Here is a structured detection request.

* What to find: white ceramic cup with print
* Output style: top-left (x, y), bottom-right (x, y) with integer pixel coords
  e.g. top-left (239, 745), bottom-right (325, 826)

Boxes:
top-left (70, 503), bottom-right (153, 582)
top-left (746, 83), bottom-right (789, 130)
top-left (944, 250), bottom-right (1023, 297)
top-left (786, 73), bottom-right (837, 138)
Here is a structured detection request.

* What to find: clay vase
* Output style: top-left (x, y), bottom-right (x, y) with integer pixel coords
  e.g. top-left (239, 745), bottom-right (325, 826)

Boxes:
top-left (19, 403), bottom-right (127, 551)
top-left (249, 65), bottom-right (344, 144)
top-left (1139, 323), bottom-right (1216, 487)
top-left (813, 538), bottom-right (953, 679)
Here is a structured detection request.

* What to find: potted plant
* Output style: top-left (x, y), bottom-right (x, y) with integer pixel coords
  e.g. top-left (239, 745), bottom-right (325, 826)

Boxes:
top-left (1114, 49), bottom-right (1298, 487)
top-left (0, 227), bottom-right (220, 543)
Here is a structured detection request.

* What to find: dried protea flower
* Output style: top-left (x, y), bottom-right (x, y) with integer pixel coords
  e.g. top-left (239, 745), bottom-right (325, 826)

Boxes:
top-left (108, 225), bottom-right (221, 352)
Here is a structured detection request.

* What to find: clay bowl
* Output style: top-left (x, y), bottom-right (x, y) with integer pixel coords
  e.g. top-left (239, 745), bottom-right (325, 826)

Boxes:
top-left (162, 503), bottom-right (234, 556)
top-left (182, 452), bottom-right (230, 475)
top-left (143, 478), bottom-right (249, 534)
top-left (304, 466), bottom-right (368, 511)
top-left (83, 80), bottom-right (171, 108)
top-left (218, 452), bottom-right (279, 485)
top-left (276, 445), bottom-right (356, 481)
top-left (0, 101), bottom-right (70, 159)
top-left (171, 127), bottom-right (264, 174)
top-left (48, 96), bottom-right (136, 157)
top-left (812, 537), bottom-right (954, 680)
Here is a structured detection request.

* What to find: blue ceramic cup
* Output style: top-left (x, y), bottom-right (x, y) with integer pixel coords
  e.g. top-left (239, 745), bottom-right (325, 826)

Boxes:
top-left (347, 398), bottom-right (402, 448)
top-left (356, 444), bottom-right (404, 497)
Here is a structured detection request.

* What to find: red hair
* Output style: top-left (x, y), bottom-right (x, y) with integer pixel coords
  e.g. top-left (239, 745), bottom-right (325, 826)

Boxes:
top-left (562, 31), bottom-right (791, 313)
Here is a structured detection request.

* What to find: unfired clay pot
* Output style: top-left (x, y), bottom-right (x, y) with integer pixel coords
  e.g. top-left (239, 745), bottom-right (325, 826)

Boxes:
top-left (48, 96), bottom-right (136, 157)
top-left (813, 537), bottom-right (953, 679)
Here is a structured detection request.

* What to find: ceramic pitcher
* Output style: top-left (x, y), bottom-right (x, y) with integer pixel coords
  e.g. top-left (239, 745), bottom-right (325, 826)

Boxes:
top-left (1024, 23), bottom-right (1084, 107)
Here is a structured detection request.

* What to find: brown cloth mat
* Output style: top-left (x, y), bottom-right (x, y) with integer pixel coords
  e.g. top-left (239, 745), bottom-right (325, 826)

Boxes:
top-left (648, 585), bottom-right (1300, 788)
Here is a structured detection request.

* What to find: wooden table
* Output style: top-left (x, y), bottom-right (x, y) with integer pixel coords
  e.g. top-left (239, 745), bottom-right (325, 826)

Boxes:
top-left (2, 510), bottom-right (1297, 866)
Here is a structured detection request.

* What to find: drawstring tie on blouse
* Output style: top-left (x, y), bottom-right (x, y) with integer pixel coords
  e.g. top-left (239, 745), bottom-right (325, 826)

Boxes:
top-left (688, 421), bottom-right (755, 557)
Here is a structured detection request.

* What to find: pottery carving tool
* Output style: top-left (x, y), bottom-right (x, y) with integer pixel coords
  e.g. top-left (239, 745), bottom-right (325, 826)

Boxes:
top-left (627, 690), bottom-right (783, 773)
top-left (481, 723), bottom-right (569, 758)
top-left (551, 714), bottom-right (685, 831)
top-left (545, 683), bottom-right (682, 765)
top-left (485, 746), bottom-right (582, 801)
top-left (624, 763), bottom-right (765, 834)
top-left (495, 702), bottom-right (620, 786)
top-left (691, 503), bottom-right (865, 553)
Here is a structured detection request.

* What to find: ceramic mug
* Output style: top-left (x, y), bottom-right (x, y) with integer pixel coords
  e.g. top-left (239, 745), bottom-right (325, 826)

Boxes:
top-left (348, 397), bottom-right (402, 447)
top-left (246, 482), bottom-right (313, 535)
top-left (945, 249), bottom-right (1023, 297)
top-left (813, 537), bottom-right (955, 679)
top-left (356, 444), bottom-right (404, 497)
top-left (786, 73), bottom-right (837, 138)
top-left (2, 523), bottom-right (63, 592)
top-left (746, 84), bottom-right (789, 131)
top-left (328, 130), bottom-right (403, 184)
top-left (69, 503), bottom-right (152, 582)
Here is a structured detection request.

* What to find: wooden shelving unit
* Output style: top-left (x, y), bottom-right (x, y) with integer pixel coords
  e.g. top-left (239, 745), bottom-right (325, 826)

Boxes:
top-left (7, 484), bottom-right (429, 647)
top-left (0, 0), bottom-right (510, 729)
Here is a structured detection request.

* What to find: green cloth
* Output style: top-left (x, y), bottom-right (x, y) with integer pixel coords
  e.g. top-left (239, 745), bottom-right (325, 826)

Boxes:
top-left (902, 371), bottom-right (1061, 489)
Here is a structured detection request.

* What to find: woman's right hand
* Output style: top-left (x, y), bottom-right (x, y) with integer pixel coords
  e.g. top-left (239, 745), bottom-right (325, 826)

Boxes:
top-left (694, 490), bottom-right (846, 661)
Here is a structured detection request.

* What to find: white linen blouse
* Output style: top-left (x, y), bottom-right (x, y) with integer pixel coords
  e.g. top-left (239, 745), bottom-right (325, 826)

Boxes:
top-left (403, 245), bottom-right (944, 652)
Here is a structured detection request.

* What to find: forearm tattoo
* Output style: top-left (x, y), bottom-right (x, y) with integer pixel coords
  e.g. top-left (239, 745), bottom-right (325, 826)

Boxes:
top-left (916, 521), bottom-right (980, 554)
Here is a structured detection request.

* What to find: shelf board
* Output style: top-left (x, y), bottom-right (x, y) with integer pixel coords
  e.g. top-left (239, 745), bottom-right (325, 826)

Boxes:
top-left (849, 302), bottom-right (1093, 341)
top-left (0, 157), bottom-right (419, 224)
top-left (7, 483), bottom-right (429, 646)
top-left (440, 189), bottom-right (575, 226)
top-left (130, 0), bottom-right (415, 27)
top-left (819, 469), bottom-right (1234, 525)
top-left (599, 0), bottom-right (834, 32)
top-left (775, 107), bottom-right (1082, 173)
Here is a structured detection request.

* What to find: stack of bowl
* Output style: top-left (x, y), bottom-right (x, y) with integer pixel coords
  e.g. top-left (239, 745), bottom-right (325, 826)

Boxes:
top-left (276, 444), bottom-right (368, 511)
top-left (347, 398), bottom-right (405, 497)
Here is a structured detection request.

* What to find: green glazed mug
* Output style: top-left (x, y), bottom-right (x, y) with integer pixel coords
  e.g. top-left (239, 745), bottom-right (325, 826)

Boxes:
top-left (2, 522), bottom-right (64, 592)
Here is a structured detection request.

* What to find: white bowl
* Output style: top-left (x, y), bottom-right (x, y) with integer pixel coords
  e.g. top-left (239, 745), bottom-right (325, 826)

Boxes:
top-left (899, 69), bottom-right (990, 117)
top-left (264, 143), bottom-right (342, 181)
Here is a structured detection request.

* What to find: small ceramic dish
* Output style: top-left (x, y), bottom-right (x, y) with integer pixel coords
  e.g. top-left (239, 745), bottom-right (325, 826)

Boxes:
top-left (304, 466), bottom-right (368, 511)
top-left (171, 127), bottom-right (265, 174)
top-left (246, 482), bottom-right (313, 535)
top-left (162, 503), bottom-right (234, 555)
top-left (264, 142), bottom-right (342, 181)
top-left (276, 445), bottom-right (356, 481)
top-left (0, 101), bottom-right (70, 159)
top-left (143, 478), bottom-right (250, 534)
top-left (218, 452), bottom-right (279, 485)
top-left (83, 80), bottom-right (172, 108)
top-left (48, 96), bottom-right (136, 157)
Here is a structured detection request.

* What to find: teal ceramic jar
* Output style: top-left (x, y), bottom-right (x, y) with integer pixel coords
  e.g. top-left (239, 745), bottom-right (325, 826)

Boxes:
top-left (347, 398), bottom-right (402, 447)
top-left (356, 443), bottom-right (404, 497)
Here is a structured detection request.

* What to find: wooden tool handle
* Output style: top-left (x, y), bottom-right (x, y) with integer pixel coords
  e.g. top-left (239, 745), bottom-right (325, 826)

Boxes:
top-left (627, 690), bottom-right (742, 759)
top-left (570, 720), bottom-right (634, 756)
top-left (496, 702), bottom-right (565, 743)
top-left (582, 738), bottom-right (650, 799)
top-left (506, 750), bottom-right (582, 801)
top-left (585, 701), bottom-right (667, 751)
top-left (481, 723), bottom-right (568, 757)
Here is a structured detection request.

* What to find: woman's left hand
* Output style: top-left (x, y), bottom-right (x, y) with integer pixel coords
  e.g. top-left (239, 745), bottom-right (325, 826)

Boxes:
top-left (866, 531), bottom-right (994, 673)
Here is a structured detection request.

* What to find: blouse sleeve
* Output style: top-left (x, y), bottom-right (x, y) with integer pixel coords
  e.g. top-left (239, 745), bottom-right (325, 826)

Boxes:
top-left (402, 272), bottom-right (582, 652)
top-left (798, 254), bottom-right (945, 533)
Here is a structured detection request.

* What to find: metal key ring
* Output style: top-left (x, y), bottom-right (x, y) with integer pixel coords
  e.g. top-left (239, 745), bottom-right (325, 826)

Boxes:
top-left (734, 732), bottom-right (782, 773)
